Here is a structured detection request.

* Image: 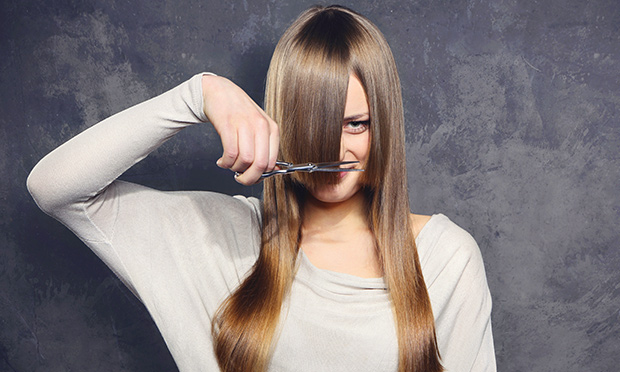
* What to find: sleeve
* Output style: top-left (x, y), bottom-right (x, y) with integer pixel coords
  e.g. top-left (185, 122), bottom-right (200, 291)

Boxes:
top-left (419, 216), bottom-right (497, 372)
top-left (25, 73), bottom-right (228, 294)
top-left (27, 72), bottom-right (209, 217)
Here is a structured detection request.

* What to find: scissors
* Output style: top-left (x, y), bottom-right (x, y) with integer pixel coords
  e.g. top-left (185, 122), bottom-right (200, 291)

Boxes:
top-left (233, 161), bottom-right (363, 179)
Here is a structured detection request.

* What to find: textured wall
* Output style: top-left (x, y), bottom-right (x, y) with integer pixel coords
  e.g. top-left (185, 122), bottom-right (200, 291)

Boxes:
top-left (2, 0), bottom-right (619, 371)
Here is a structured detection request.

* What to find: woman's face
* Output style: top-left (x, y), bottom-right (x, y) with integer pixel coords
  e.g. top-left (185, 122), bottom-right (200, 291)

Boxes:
top-left (308, 74), bottom-right (370, 204)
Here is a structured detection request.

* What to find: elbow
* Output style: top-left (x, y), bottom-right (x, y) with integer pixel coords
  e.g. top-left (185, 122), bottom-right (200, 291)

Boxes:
top-left (27, 166), bottom-right (48, 212)
top-left (27, 164), bottom-right (61, 214)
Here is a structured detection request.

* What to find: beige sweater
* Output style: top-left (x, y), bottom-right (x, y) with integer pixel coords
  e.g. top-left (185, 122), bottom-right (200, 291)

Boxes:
top-left (27, 73), bottom-right (496, 372)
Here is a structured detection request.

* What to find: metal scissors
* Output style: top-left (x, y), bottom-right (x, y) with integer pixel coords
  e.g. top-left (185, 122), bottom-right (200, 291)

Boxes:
top-left (259, 160), bottom-right (364, 178)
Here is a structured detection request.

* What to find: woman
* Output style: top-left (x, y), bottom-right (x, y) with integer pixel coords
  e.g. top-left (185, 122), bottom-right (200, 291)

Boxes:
top-left (27, 5), bottom-right (495, 372)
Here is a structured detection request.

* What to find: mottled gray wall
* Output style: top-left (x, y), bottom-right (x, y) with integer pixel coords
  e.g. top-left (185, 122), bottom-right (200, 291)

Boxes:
top-left (2, 0), bottom-right (618, 371)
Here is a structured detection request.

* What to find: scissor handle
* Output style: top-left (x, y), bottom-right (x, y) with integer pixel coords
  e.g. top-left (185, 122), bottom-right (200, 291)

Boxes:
top-left (260, 169), bottom-right (291, 178)
top-left (260, 161), bottom-right (295, 178)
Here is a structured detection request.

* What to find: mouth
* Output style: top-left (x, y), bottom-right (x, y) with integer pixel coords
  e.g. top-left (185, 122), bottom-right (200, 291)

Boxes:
top-left (338, 166), bottom-right (360, 178)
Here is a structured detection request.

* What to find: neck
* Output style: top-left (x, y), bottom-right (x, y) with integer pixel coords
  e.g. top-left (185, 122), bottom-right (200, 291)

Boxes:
top-left (300, 188), bottom-right (382, 278)
top-left (302, 189), bottom-right (368, 233)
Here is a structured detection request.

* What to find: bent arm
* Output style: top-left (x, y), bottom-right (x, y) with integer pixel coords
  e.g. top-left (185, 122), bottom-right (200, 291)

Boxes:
top-left (27, 73), bottom-right (209, 217)
top-left (24, 74), bottom-right (267, 359)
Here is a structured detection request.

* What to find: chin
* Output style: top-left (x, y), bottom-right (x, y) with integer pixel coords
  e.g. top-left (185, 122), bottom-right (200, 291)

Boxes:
top-left (307, 173), bottom-right (363, 204)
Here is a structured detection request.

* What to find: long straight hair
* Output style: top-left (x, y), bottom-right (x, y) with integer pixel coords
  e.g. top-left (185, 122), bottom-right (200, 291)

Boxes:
top-left (212, 6), bottom-right (442, 372)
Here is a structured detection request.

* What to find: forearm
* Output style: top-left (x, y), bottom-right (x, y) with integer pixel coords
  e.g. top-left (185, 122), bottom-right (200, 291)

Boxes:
top-left (27, 73), bottom-right (209, 214)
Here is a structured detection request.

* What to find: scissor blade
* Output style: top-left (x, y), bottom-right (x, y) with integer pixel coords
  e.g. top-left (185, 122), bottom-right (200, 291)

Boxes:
top-left (312, 160), bottom-right (360, 168)
top-left (310, 160), bottom-right (362, 172)
top-left (313, 168), bottom-right (364, 172)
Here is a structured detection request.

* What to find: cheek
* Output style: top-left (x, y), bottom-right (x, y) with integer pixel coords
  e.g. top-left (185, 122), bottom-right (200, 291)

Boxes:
top-left (342, 131), bottom-right (371, 163)
top-left (356, 132), bottom-right (371, 161)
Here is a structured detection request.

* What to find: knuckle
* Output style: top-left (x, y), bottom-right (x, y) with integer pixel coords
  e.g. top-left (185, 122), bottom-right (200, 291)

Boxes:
top-left (253, 116), bottom-right (269, 129)
top-left (222, 149), bottom-right (238, 161)
top-left (254, 158), bottom-right (269, 170)
top-left (238, 153), bottom-right (254, 166)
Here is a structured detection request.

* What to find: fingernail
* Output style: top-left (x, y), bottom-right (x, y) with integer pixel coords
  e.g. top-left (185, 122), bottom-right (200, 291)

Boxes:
top-left (216, 158), bottom-right (223, 167)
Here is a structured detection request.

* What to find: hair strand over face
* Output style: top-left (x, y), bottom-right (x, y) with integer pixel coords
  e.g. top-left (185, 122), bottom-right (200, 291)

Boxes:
top-left (213, 5), bottom-right (443, 372)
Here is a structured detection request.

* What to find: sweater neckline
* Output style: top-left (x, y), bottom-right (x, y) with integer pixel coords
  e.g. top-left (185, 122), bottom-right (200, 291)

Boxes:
top-left (298, 249), bottom-right (387, 290)
top-left (294, 214), bottom-right (441, 296)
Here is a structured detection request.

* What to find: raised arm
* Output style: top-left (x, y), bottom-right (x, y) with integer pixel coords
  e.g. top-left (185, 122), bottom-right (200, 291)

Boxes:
top-left (27, 73), bottom-right (278, 216)
top-left (26, 72), bottom-right (275, 302)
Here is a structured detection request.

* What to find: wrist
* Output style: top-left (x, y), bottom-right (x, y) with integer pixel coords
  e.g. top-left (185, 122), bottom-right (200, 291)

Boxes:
top-left (201, 74), bottom-right (220, 119)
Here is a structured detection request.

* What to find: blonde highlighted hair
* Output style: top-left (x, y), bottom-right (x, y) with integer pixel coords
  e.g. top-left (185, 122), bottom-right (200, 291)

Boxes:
top-left (213, 5), bottom-right (442, 371)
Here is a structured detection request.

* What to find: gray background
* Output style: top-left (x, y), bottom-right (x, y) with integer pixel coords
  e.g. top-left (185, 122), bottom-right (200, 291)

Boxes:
top-left (1, 0), bottom-right (619, 371)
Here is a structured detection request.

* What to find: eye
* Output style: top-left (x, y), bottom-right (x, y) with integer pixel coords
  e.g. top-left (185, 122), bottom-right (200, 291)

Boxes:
top-left (344, 120), bottom-right (370, 134)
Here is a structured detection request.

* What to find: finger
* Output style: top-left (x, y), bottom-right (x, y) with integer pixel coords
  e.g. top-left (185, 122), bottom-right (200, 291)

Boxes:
top-left (234, 118), bottom-right (270, 185)
top-left (230, 121), bottom-right (255, 173)
top-left (250, 103), bottom-right (278, 171)
top-left (267, 119), bottom-right (279, 171)
top-left (241, 123), bottom-right (270, 184)
top-left (216, 123), bottom-right (239, 169)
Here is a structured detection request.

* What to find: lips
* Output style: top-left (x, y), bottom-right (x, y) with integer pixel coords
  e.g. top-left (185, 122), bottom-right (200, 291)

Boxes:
top-left (338, 166), bottom-right (357, 178)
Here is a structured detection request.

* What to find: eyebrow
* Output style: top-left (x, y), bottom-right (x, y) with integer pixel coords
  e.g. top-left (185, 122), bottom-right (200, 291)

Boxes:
top-left (343, 113), bottom-right (370, 121)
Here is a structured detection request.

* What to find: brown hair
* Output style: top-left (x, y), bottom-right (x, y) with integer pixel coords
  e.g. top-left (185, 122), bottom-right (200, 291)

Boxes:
top-left (213, 5), bottom-right (442, 371)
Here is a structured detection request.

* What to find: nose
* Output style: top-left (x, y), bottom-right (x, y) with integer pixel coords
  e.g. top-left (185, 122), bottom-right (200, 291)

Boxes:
top-left (339, 132), bottom-right (346, 160)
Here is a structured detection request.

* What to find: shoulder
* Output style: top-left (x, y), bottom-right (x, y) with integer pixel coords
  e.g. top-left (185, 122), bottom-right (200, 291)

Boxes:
top-left (414, 213), bottom-right (486, 289)
top-left (409, 213), bottom-right (432, 240)
top-left (415, 213), bottom-right (480, 259)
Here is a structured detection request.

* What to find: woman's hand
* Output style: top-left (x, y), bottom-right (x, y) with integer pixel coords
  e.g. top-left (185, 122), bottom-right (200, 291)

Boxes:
top-left (201, 74), bottom-right (279, 185)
